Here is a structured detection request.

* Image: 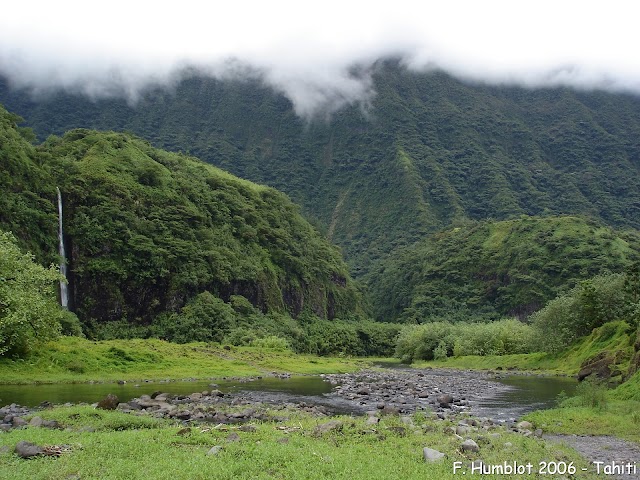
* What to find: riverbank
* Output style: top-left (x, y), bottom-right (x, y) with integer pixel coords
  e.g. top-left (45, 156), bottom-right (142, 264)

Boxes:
top-left (0, 391), bottom-right (599, 479)
top-left (0, 337), bottom-right (368, 385)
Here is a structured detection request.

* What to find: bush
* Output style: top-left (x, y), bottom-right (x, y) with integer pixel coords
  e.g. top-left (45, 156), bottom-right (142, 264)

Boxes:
top-left (0, 231), bottom-right (68, 356)
top-left (395, 318), bottom-right (535, 362)
top-left (151, 292), bottom-right (236, 343)
top-left (250, 335), bottom-right (291, 351)
top-left (531, 274), bottom-right (631, 353)
top-left (561, 378), bottom-right (610, 411)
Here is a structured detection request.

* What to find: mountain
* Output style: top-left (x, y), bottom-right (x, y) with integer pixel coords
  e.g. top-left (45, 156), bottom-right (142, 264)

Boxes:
top-left (3, 59), bottom-right (640, 326)
top-left (3, 59), bottom-right (640, 285)
top-left (0, 104), bottom-right (363, 328)
top-left (370, 216), bottom-right (640, 322)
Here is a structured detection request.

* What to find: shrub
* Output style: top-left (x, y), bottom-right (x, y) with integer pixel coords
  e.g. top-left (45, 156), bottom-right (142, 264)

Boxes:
top-left (531, 274), bottom-right (631, 353)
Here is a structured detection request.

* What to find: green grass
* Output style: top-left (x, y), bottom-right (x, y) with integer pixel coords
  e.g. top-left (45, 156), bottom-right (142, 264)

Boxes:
top-left (524, 400), bottom-right (640, 443)
top-left (0, 337), bottom-right (369, 385)
top-left (0, 405), bottom-right (599, 480)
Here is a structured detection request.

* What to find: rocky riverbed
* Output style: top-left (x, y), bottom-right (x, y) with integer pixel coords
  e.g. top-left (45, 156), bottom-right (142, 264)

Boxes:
top-left (2, 367), bottom-right (639, 476)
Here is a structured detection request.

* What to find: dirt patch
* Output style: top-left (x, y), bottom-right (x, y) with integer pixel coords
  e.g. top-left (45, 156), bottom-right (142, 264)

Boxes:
top-left (545, 434), bottom-right (640, 479)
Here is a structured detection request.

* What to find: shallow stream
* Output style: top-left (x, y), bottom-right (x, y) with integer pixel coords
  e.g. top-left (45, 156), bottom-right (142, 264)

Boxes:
top-left (0, 369), bottom-right (577, 420)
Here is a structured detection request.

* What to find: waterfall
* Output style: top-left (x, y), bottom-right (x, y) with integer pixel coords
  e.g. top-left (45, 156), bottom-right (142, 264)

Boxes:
top-left (57, 187), bottom-right (69, 309)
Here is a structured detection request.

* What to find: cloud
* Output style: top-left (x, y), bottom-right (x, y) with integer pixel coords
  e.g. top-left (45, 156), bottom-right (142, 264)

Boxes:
top-left (1, 0), bottom-right (639, 117)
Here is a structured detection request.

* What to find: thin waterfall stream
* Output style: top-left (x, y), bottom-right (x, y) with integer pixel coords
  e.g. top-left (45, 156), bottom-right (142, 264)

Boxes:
top-left (56, 187), bottom-right (69, 309)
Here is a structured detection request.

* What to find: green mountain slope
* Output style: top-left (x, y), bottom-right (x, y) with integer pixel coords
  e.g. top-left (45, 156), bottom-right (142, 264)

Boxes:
top-left (2, 60), bottom-right (640, 282)
top-left (370, 216), bottom-right (640, 322)
top-left (0, 104), bottom-right (363, 328)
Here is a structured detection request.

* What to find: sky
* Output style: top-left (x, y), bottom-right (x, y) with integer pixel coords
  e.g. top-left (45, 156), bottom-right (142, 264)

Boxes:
top-left (1, 0), bottom-right (639, 117)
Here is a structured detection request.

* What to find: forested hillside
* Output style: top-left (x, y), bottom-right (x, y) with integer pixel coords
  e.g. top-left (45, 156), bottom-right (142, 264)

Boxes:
top-left (3, 59), bottom-right (640, 332)
top-left (3, 59), bottom-right (640, 283)
top-left (0, 105), bottom-right (363, 332)
top-left (371, 216), bottom-right (640, 322)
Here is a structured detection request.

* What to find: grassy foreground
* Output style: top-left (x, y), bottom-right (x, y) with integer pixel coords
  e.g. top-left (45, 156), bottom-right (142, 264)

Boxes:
top-left (0, 405), bottom-right (598, 480)
top-left (0, 337), bottom-right (368, 384)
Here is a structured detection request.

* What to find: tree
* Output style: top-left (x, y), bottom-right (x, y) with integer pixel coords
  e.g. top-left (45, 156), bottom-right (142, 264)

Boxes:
top-left (0, 230), bottom-right (65, 356)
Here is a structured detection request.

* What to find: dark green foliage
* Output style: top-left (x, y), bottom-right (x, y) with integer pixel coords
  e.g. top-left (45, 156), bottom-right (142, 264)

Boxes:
top-left (152, 292), bottom-right (236, 343)
top-left (38, 129), bottom-right (362, 327)
top-left (0, 106), bottom-right (57, 264)
top-left (3, 62), bottom-right (640, 283)
top-left (372, 216), bottom-right (640, 322)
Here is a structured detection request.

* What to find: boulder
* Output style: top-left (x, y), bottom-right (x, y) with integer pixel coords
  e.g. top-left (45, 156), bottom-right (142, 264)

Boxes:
top-left (15, 441), bottom-right (43, 458)
top-left (28, 417), bottom-right (43, 427)
top-left (11, 417), bottom-right (27, 427)
top-left (206, 445), bottom-right (223, 456)
top-left (313, 420), bottom-right (343, 436)
top-left (96, 394), bottom-right (119, 410)
top-left (423, 447), bottom-right (445, 462)
top-left (461, 439), bottom-right (479, 453)
top-left (516, 421), bottom-right (532, 431)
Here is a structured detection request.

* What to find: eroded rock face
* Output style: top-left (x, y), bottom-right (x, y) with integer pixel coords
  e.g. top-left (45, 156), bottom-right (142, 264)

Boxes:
top-left (577, 350), bottom-right (629, 382)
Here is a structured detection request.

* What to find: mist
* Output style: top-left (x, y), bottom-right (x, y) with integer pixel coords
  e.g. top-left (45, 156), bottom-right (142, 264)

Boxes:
top-left (1, 1), bottom-right (638, 117)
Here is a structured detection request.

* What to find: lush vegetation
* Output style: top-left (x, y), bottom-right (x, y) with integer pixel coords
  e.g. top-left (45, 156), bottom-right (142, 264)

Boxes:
top-left (530, 271), bottom-right (640, 353)
top-left (395, 319), bottom-right (535, 363)
top-left (372, 216), bottom-right (640, 323)
top-left (0, 405), bottom-right (597, 480)
top-left (0, 231), bottom-right (81, 356)
top-left (3, 61), bottom-right (640, 285)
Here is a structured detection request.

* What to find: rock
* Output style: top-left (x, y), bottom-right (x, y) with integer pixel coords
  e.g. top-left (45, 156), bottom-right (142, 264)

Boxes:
top-left (516, 421), bottom-right (533, 430)
top-left (533, 429), bottom-right (543, 438)
top-left (206, 445), bottom-right (223, 456)
top-left (11, 417), bottom-right (27, 427)
top-left (15, 441), bottom-right (43, 458)
top-left (28, 416), bottom-right (43, 427)
top-left (437, 394), bottom-right (454, 406)
top-left (189, 393), bottom-right (203, 400)
top-left (461, 439), bottom-right (480, 452)
top-left (96, 394), bottom-right (119, 410)
top-left (210, 390), bottom-right (224, 397)
top-left (356, 388), bottom-right (370, 395)
top-left (423, 447), bottom-right (445, 462)
top-left (366, 416), bottom-right (379, 425)
top-left (387, 426), bottom-right (407, 436)
top-left (277, 437), bottom-right (290, 444)
top-left (239, 425), bottom-right (257, 432)
top-left (226, 432), bottom-right (241, 443)
top-left (456, 425), bottom-right (471, 435)
top-left (176, 427), bottom-right (191, 436)
top-left (117, 380), bottom-right (126, 385)
top-left (42, 420), bottom-right (60, 429)
top-left (577, 351), bottom-right (626, 382)
top-left (313, 420), bottom-right (343, 436)
top-left (175, 411), bottom-right (191, 421)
